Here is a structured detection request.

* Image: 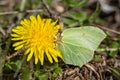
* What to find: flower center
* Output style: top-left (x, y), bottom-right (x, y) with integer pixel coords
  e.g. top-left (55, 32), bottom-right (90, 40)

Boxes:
top-left (27, 27), bottom-right (56, 50)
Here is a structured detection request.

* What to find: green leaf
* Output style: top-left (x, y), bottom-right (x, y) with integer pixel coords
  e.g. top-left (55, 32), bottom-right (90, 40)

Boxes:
top-left (21, 66), bottom-right (31, 80)
top-left (63, 0), bottom-right (89, 8)
top-left (34, 70), bottom-right (48, 80)
top-left (109, 42), bottom-right (119, 56)
top-left (52, 68), bottom-right (62, 78)
top-left (52, 63), bottom-right (62, 79)
top-left (58, 26), bottom-right (106, 67)
top-left (89, 2), bottom-right (101, 23)
top-left (70, 12), bottom-right (87, 21)
top-left (63, 18), bottom-right (78, 27)
top-left (38, 73), bottom-right (48, 80)
top-left (63, 18), bottom-right (76, 25)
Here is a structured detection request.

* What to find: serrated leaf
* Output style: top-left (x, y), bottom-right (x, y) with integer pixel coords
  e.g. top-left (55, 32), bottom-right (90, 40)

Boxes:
top-left (58, 26), bottom-right (106, 67)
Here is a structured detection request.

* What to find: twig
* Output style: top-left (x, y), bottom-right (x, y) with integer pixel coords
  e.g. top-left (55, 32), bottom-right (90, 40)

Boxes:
top-left (41, 0), bottom-right (53, 17)
top-left (100, 26), bottom-right (120, 34)
top-left (41, 0), bottom-right (64, 24)
top-left (0, 9), bottom-right (43, 15)
top-left (2, 48), bottom-right (24, 63)
top-left (41, 0), bottom-right (63, 37)
top-left (14, 56), bottom-right (26, 78)
top-left (95, 24), bottom-right (120, 35)
top-left (0, 27), bottom-right (6, 36)
top-left (29, 59), bottom-right (34, 80)
top-left (84, 63), bottom-right (100, 80)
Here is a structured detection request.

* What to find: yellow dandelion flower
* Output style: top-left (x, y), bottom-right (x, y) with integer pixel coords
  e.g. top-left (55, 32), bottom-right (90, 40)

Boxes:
top-left (11, 15), bottom-right (62, 65)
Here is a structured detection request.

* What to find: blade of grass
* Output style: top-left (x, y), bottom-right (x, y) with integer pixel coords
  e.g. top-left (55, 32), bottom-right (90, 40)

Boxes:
top-left (18, 0), bottom-right (26, 20)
